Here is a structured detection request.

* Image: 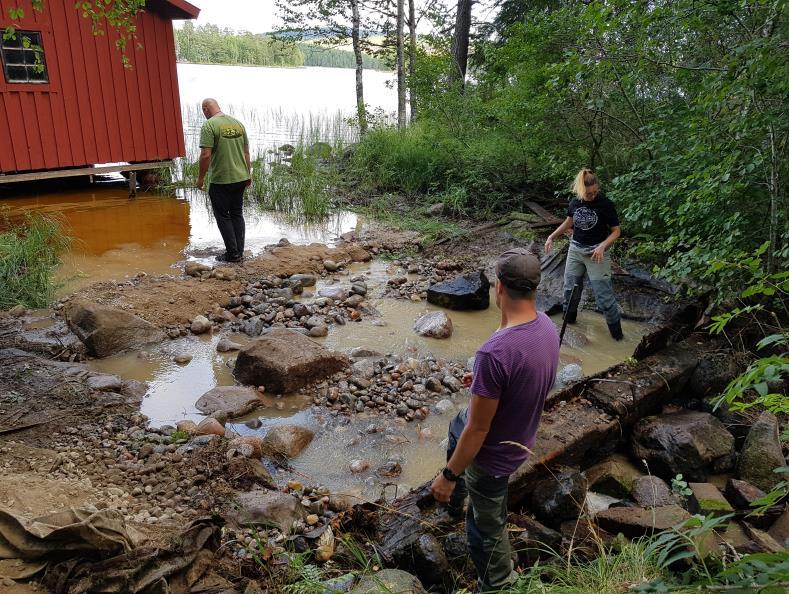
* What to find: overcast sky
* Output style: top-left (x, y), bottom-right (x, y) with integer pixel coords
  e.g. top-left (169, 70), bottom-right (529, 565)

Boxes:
top-left (176, 0), bottom-right (278, 34)
top-left (176, 0), bottom-right (469, 35)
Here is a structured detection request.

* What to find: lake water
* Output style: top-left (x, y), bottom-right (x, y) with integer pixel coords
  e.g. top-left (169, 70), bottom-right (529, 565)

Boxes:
top-left (177, 63), bottom-right (398, 159)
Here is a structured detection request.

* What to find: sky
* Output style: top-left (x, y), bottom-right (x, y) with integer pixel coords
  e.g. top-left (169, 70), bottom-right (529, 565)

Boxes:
top-left (175, 0), bottom-right (278, 34)
top-left (175, 0), bottom-right (466, 35)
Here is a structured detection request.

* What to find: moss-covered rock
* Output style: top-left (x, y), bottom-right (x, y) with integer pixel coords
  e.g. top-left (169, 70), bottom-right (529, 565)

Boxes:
top-left (737, 411), bottom-right (785, 492)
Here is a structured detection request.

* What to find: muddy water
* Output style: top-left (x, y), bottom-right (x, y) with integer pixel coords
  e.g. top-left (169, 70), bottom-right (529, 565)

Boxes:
top-left (0, 188), bottom-right (358, 293)
top-left (85, 258), bottom-right (647, 498)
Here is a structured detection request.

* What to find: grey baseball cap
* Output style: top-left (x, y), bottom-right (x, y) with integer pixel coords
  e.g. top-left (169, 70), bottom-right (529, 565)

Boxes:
top-left (495, 248), bottom-right (541, 292)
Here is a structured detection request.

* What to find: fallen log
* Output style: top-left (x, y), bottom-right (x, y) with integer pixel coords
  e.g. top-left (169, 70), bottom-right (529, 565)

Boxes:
top-left (434, 211), bottom-right (554, 246)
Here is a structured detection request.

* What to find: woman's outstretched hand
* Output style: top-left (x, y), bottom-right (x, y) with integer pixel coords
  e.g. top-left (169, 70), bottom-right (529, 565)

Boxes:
top-left (544, 237), bottom-right (553, 254)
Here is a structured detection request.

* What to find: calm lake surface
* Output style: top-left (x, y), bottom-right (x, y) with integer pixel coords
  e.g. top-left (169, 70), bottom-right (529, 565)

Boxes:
top-left (178, 63), bottom-right (398, 159)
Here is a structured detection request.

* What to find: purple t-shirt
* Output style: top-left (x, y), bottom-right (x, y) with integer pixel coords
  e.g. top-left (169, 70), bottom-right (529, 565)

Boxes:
top-left (470, 312), bottom-right (560, 477)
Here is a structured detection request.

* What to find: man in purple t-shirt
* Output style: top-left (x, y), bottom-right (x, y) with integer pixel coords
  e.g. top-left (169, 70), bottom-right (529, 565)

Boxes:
top-left (431, 248), bottom-right (560, 592)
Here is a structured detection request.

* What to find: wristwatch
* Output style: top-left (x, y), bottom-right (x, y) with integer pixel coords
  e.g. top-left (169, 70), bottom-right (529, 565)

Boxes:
top-left (442, 467), bottom-right (461, 482)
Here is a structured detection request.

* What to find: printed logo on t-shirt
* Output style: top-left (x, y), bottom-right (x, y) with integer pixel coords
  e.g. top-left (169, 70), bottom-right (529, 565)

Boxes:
top-left (573, 206), bottom-right (598, 231)
top-left (220, 125), bottom-right (244, 139)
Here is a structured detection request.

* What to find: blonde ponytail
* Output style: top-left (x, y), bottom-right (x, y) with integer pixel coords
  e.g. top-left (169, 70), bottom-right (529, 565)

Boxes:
top-left (572, 168), bottom-right (600, 199)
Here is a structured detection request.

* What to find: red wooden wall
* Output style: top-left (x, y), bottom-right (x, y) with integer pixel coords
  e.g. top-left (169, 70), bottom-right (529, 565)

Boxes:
top-left (0, 0), bottom-right (193, 174)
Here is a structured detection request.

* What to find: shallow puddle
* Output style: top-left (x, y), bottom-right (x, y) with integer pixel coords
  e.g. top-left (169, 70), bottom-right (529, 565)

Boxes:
top-left (86, 259), bottom-right (647, 497)
top-left (0, 187), bottom-right (358, 293)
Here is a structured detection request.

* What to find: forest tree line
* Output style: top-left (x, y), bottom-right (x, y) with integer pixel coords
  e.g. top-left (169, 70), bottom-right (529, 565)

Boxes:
top-left (175, 22), bottom-right (387, 70)
top-left (283, 0), bottom-right (785, 288)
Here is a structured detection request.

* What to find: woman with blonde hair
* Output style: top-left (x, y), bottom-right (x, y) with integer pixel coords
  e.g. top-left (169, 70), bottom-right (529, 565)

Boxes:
top-left (544, 169), bottom-right (623, 340)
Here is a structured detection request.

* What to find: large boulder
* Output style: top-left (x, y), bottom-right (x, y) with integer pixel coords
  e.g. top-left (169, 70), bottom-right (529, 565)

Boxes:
top-left (531, 466), bottom-right (588, 524)
top-left (737, 411), bottom-right (785, 491)
top-left (595, 505), bottom-right (691, 538)
top-left (411, 534), bottom-right (449, 587)
top-left (688, 351), bottom-right (743, 398)
top-left (631, 476), bottom-right (677, 508)
top-left (426, 271), bottom-right (490, 310)
top-left (413, 311), bottom-right (453, 339)
top-left (228, 490), bottom-right (305, 531)
top-left (66, 302), bottom-right (166, 357)
top-left (233, 328), bottom-right (348, 393)
top-left (351, 569), bottom-right (427, 594)
top-left (195, 386), bottom-right (263, 419)
top-left (511, 515), bottom-right (563, 565)
top-left (583, 454), bottom-right (644, 498)
top-left (262, 424), bottom-right (315, 458)
top-left (632, 410), bottom-right (736, 482)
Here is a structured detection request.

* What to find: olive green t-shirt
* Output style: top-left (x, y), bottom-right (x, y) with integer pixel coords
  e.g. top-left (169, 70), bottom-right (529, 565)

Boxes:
top-left (199, 114), bottom-right (250, 185)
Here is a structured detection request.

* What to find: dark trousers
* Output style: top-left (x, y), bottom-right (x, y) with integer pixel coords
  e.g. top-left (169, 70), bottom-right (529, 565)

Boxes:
top-left (208, 181), bottom-right (246, 258)
top-left (446, 409), bottom-right (516, 592)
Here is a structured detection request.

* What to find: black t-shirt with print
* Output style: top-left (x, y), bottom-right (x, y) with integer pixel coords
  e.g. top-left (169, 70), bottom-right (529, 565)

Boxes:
top-left (567, 193), bottom-right (620, 247)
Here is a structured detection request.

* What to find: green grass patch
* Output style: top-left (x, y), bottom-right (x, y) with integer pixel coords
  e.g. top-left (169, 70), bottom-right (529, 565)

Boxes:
top-left (357, 194), bottom-right (460, 244)
top-left (250, 147), bottom-right (335, 222)
top-left (503, 538), bottom-right (684, 594)
top-left (0, 211), bottom-right (71, 309)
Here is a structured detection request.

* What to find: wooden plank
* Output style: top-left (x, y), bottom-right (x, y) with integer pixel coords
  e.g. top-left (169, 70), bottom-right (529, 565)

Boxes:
top-left (33, 93), bottom-right (59, 169)
top-left (101, 25), bottom-right (134, 163)
top-left (163, 19), bottom-right (187, 157)
top-left (92, 20), bottom-right (124, 162)
top-left (157, 17), bottom-right (181, 158)
top-left (61, 6), bottom-right (98, 164)
top-left (0, 161), bottom-right (173, 183)
top-left (142, 14), bottom-right (169, 158)
top-left (120, 34), bottom-right (147, 162)
top-left (6, 93), bottom-right (32, 171)
top-left (524, 201), bottom-right (563, 225)
top-left (0, 95), bottom-right (16, 172)
top-left (78, 15), bottom-right (112, 163)
top-left (133, 15), bottom-right (159, 159)
top-left (48, 2), bottom-right (80, 166)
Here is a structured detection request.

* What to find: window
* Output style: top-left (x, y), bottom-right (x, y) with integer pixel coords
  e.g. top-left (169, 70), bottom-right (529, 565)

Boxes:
top-left (1, 30), bottom-right (48, 84)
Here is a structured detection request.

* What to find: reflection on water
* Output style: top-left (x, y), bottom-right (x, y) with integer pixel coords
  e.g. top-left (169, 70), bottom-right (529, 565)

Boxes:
top-left (0, 188), bottom-right (358, 293)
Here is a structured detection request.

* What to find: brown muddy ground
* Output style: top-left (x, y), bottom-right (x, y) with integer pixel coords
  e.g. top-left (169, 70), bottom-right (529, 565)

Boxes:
top-left (67, 242), bottom-right (372, 329)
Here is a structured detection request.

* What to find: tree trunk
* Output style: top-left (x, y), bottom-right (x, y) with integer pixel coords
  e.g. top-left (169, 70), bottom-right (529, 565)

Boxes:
top-left (351, 0), bottom-right (367, 135)
top-left (766, 123), bottom-right (781, 274)
top-left (408, 0), bottom-right (417, 122)
top-left (396, 0), bottom-right (406, 128)
top-left (450, 0), bottom-right (472, 86)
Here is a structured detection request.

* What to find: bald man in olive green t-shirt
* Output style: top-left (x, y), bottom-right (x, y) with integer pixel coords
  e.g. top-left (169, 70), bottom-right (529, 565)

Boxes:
top-left (197, 98), bottom-right (251, 263)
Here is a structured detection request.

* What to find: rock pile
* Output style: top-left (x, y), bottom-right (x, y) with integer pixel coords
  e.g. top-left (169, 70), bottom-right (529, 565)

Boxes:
top-left (383, 256), bottom-right (479, 301)
top-left (164, 272), bottom-right (371, 340)
top-left (306, 353), bottom-right (468, 422)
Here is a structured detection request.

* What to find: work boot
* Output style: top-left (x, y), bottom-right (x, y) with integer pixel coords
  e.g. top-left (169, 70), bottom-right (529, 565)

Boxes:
top-left (216, 252), bottom-right (242, 263)
top-left (608, 320), bottom-right (624, 341)
top-left (563, 307), bottom-right (578, 324)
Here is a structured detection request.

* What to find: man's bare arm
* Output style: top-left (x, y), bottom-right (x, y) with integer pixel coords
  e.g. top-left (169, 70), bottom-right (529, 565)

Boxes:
top-left (196, 147), bottom-right (212, 190)
top-left (431, 395), bottom-right (499, 503)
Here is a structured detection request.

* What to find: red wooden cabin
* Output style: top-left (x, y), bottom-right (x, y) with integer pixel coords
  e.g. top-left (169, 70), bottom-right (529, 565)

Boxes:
top-left (0, 0), bottom-right (199, 183)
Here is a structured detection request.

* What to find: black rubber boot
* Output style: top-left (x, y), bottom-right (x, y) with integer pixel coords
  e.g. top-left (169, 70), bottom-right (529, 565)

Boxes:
top-left (608, 320), bottom-right (624, 341)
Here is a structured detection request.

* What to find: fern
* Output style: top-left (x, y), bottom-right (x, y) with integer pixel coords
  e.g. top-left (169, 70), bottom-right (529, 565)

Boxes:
top-left (283, 563), bottom-right (325, 594)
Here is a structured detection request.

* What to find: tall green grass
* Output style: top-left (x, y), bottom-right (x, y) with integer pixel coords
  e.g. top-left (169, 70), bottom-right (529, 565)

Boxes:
top-left (0, 211), bottom-right (71, 309)
top-left (346, 120), bottom-right (532, 214)
top-left (503, 538), bottom-right (679, 594)
top-left (249, 147), bottom-right (335, 221)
